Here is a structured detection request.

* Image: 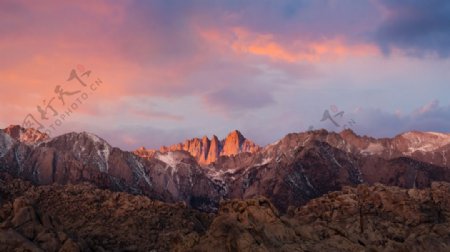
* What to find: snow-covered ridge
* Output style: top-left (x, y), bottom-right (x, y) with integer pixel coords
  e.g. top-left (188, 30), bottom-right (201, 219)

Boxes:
top-left (85, 132), bottom-right (108, 145)
top-left (44, 132), bottom-right (113, 173)
top-left (155, 152), bottom-right (180, 168)
top-left (400, 131), bottom-right (450, 154)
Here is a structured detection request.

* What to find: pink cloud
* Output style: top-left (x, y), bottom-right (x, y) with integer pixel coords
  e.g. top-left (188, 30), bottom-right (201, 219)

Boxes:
top-left (1, 0), bottom-right (448, 151)
top-left (228, 27), bottom-right (378, 62)
top-left (414, 100), bottom-right (440, 116)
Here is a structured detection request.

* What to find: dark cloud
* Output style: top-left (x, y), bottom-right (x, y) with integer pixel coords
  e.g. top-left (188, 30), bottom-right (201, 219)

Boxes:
top-left (207, 0), bottom-right (376, 41)
top-left (120, 0), bottom-right (378, 58)
top-left (125, 0), bottom-right (450, 58)
top-left (204, 85), bottom-right (275, 111)
top-left (375, 0), bottom-right (450, 57)
top-left (352, 100), bottom-right (450, 138)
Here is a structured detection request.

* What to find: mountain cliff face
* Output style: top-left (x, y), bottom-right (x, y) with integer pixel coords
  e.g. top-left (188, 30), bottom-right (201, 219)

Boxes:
top-left (205, 131), bottom-right (450, 211)
top-left (137, 130), bottom-right (260, 165)
top-left (0, 129), bottom-right (222, 211)
top-left (1, 125), bottom-right (450, 214)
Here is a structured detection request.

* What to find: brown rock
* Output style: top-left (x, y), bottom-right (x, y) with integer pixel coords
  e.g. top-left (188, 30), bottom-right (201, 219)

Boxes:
top-left (35, 230), bottom-right (61, 252)
top-left (3, 125), bottom-right (49, 145)
top-left (207, 135), bottom-right (220, 164)
top-left (2, 175), bottom-right (450, 251)
top-left (0, 229), bottom-right (44, 252)
top-left (137, 130), bottom-right (260, 165)
top-left (58, 239), bottom-right (81, 252)
top-left (181, 183), bottom-right (450, 251)
top-left (0, 175), bottom-right (213, 252)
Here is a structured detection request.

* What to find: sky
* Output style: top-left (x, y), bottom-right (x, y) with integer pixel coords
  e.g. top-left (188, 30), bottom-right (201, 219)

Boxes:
top-left (1, 0), bottom-right (450, 150)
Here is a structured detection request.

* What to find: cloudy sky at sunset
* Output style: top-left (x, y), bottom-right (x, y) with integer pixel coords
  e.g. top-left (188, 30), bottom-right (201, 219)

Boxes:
top-left (1, 0), bottom-right (450, 150)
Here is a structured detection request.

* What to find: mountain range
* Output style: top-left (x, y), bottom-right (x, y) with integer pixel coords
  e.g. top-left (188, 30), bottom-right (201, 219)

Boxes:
top-left (1, 125), bottom-right (449, 213)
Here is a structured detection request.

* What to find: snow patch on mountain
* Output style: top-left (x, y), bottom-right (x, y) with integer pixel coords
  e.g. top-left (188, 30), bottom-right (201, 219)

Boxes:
top-left (85, 132), bottom-right (104, 144)
top-left (441, 150), bottom-right (448, 162)
top-left (401, 131), bottom-right (450, 155)
top-left (361, 143), bottom-right (385, 155)
top-left (426, 132), bottom-right (450, 138)
top-left (301, 136), bottom-right (312, 147)
top-left (97, 146), bottom-right (111, 172)
top-left (131, 156), bottom-right (152, 187)
top-left (256, 157), bottom-right (272, 166)
top-left (407, 144), bottom-right (436, 154)
top-left (304, 175), bottom-right (315, 191)
top-left (207, 169), bottom-right (227, 182)
top-left (0, 131), bottom-right (15, 158)
top-left (155, 152), bottom-right (180, 168)
top-left (84, 132), bottom-right (112, 172)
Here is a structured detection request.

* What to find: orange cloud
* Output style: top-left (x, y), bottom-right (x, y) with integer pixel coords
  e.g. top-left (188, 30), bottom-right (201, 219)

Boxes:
top-left (201, 27), bottom-right (378, 63)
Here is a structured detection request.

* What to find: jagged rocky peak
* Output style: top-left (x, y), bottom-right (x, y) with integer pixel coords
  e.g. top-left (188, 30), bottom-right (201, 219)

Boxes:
top-left (221, 130), bottom-right (245, 156)
top-left (221, 130), bottom-right (260, 158)
top-left (136, 130), bottom-right (261, 165)
top-left (398, 131), bottom-right (450, 144)
top-left (134, 146), bottom-right (157, 159)
top-left (2, 125), bottom-right (49, 144)
top-left (206, 135), bottom-right (220, 164)
top-left (339, 128), bottom-right (359, 138)
top-left (226, 129), bottom-right (245, 140)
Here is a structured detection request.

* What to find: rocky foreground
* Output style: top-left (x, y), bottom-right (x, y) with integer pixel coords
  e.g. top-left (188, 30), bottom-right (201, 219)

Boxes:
top-left (1, 173), bottom-right (449, 252)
